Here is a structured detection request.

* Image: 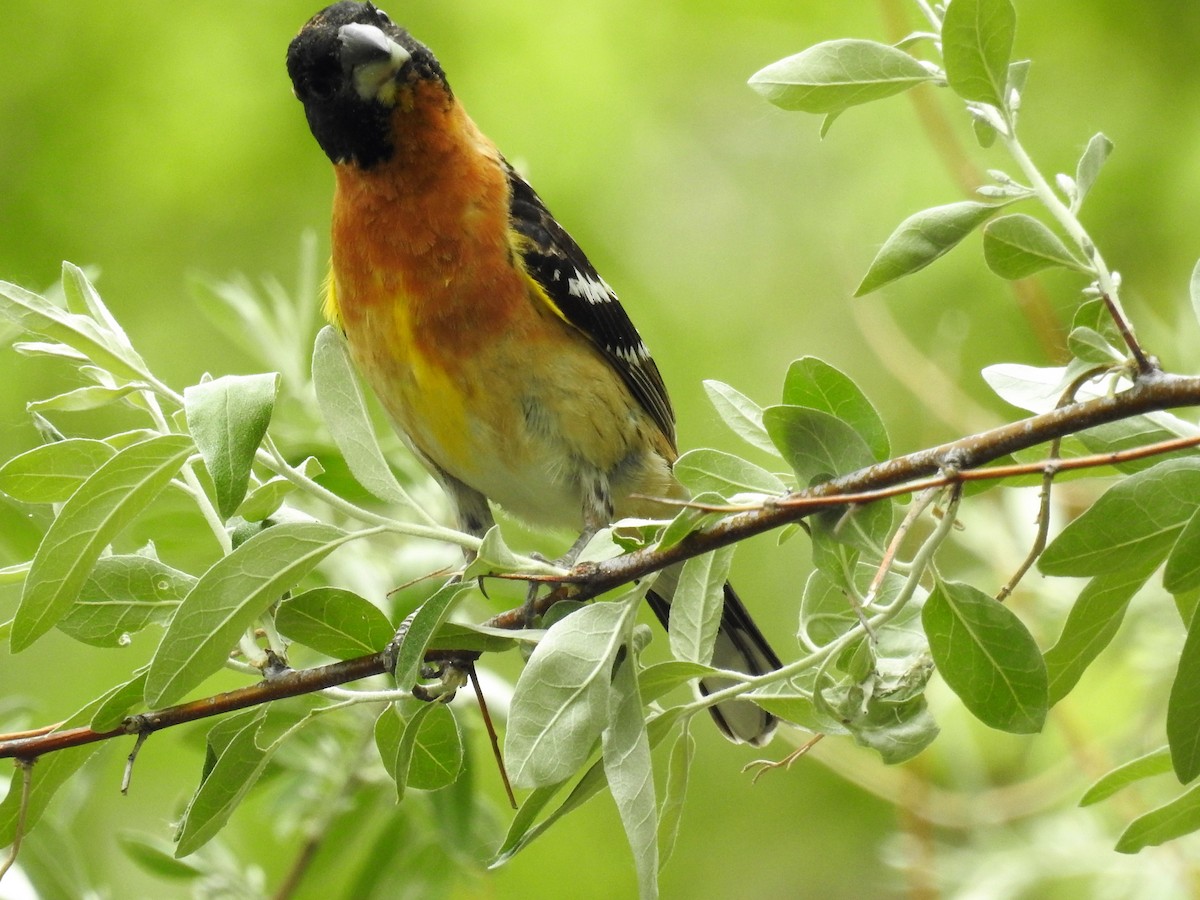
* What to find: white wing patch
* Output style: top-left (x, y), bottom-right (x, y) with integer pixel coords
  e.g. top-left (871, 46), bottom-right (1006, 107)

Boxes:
top-left (567, 268), bottom-right (616, 305)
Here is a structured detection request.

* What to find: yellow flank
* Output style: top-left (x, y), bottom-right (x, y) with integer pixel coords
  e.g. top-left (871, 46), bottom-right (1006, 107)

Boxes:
top-left (322, 267), bottom-right (341, 328)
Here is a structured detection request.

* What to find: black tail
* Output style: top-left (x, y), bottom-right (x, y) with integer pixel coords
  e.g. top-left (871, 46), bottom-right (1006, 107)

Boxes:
top-left (646, 567), bottom-right (781, 745)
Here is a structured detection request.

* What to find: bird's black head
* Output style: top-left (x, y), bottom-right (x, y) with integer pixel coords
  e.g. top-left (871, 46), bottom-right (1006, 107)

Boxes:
top-left (286, 2), bottom-right (448, 169)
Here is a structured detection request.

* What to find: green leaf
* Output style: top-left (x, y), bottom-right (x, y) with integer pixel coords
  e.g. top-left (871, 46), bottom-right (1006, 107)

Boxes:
top-left (923, 580), bottom-right (1048, 733)
top-left (602, 649), bottom-right (657, 899)
top-left (1165, 509), bottom-right (1200, 595)
top-left (1075, 133), bottom-right (1113, 210)
top-left (27, 384), bottom-right (143, 412)
top-left (669, 547), bottom-right (735, 666)
top-left (12, 433), bottom-right (194, 651)
top-left (275, 586), bottom-right (394, 659)
top-left (175, 707), bottom-right (274, 856)
top-left (424, 620), bottom-right (532, 655)
top-left (673, 449), bottom-right (786, 497)
top-left (1040, 459), bottom-right (1200, 577)
top-left (1067, 325), bottom-right (1123, 365)
top-left (841, 693), bottom-right (939, 764)
top-left (407, 702), bottom-right (464, 791)
top-left (1080, 747), bottom-right (1173, 806)
top-left (982, 214), bottom-right (1089, 279)
top-left (90, 668), bottom-right (151, 732)
top-left (748, 40), bottom-right (934, 115)
top-left (762, 404), bottom-right (876, 485)
top-left (1115, 782), bottom-right (1200, 853)
top-left (376, 702), bottom-right (455, 801)
top-left (61, 262), bottom-right (132, 349)
top-left (118, 833), bottom-right (203, 881)
top-left (657, 721), bottom-right (694, 871)
top-left (0, 438), bottom-right (115, 503)
top-left (856, 201), bottom-right (997, 296)
top-left (374, 704), bottom-right (407, 797)
top-left (58, 555), bottom-right (195, 647)
top-left (1168, 604), bottom-right (1200, 782)
top-left (1044, 561), bottom-right (1156, 706)
top-left (493, 708), bottom-right (685, 866)
top-left (312, 326), bottom-right (422, 509)
top-left (702, 380), bottom-right (780, 458)
top-left (0, 278), bottom-right (150, 382)
top-left (146, 522), bottom-right (350, 706)
top-left (391, 581), bottom-right (471, 691)
top-left (942, 0), bottom-right (1017, 108)
top-left (184, 373), bottom-right (279, 520)
top-left (505, 599), bottom-right (632, 788)
top-left (781, 357), bottom-right (889, 460)
top-left (637, 661), bottom-right (719, 705)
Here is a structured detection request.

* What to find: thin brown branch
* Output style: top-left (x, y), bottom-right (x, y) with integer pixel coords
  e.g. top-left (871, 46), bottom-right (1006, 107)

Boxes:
top-left (469, 663), bottom-right (517, 810)
top-left (0, 653), bottom-right (394, 761)
top-left (494, 371), bottom-right (1200, 623)
top-left (5, 373), bottom-right (1200, 764)
top-left (1102, 292), bottom-right (1154, 375)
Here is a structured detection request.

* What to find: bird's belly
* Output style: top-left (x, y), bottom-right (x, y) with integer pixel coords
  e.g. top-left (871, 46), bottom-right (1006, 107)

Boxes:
top-left (346, 311), bottom-right (672, 531)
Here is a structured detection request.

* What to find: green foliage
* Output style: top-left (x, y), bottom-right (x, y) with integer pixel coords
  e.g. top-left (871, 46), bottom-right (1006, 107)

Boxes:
top-left (3, 1), bottom-right (1200, 897)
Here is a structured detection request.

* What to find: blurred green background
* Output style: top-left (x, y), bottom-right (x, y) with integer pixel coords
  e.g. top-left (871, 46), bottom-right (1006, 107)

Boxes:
top-left (3, 1), bottom-right (1200, 897)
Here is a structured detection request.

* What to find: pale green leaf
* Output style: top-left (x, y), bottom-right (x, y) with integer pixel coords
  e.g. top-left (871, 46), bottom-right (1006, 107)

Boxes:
top-left (602, 650), bottom-right (657, 899)
top-left (407, 702), bottom-right (464, 791)
top-left (392, 582), bottom-right (471, 691)
top-left (59, 555), bottom-right (195, 647)
top-left (1040, 459), bottom-right (1200, 577)
top-left (275, 586), bottom-right (394, 659)
top-left (0, 692), bottom-right (111, 846)
top-left (0, 278), bottom-right (150, 382)
top-left (657, 721), bottom-right (694, 871)
top-left (1080, 747), bottom-right (1173, 806)
top-left (762, 404), bottom-right (876, 485)
top-left (505, 600), bottom-right (632, 788)
top-left (856, 201), bottom-right (997, 295)
top-left (175, 707), bottom-right (273, 856)
top-left (0, 438), bottom-right (115, 503)
top-left (312, 326), bottom-right (422, 509)
top-left (781, 357), bottom-right (890, 460)
top-left (983, 214), bottom-right (1089, 279)
top-left (1045, 561), bottom-right (1156, 705)
top-left (669, 547), bottom-right (735, 666)
top-left (27, 384), bottom-right (142, 412)
top-left (1168, 605), bottom-right (1200, 782)
top-left (1115, 782), bottom-right (1200, 853)
top-left (12, 434), bottom-right (194, 651)
top-left (673, 449), bottom-right (787, 497)
top-left (702, 379), bottom-right (780, 457)
top-left (749, 40), bottom-right (934, 115)
top-left (184, 373), bottom-right (279, 520)
top-left (942, 0), bottom-right (1017, 108)
top-left (1075, 133), bottom-right (1113, 210)
top-left (146, 522), bottom-right (350, 706)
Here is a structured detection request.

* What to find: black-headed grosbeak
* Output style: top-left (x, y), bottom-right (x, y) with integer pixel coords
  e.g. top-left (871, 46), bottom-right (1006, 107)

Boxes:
top-left (287, 1), bottom-right (780, 744)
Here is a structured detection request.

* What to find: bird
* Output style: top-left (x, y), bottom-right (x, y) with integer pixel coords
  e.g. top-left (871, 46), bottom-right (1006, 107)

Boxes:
top-left (287, 0), bottom-right (781, 744)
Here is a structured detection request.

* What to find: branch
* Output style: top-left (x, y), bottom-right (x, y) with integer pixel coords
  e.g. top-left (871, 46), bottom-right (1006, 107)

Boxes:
top-left (4, 371), bottom-right (1199, 762)
top-left (497, 370), bottom-right (1200, 620)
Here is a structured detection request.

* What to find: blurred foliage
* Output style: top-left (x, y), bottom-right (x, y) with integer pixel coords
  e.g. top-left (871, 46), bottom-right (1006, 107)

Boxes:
top-left (3, 1), bottom-right (1200, 897)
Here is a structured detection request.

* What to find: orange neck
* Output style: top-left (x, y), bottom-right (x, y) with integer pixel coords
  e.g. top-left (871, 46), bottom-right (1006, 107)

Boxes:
top-left (328, 81), bottom-right (525, 355)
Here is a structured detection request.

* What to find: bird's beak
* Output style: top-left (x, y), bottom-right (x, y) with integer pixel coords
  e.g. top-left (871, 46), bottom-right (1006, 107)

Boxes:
top-left (338, 22), bottom-right (411, 103)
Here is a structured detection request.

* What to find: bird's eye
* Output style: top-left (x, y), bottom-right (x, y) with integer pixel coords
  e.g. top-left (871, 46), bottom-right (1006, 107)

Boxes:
top-left (302, 58), bottom-right (341, 100)
top-left (375, 7), bottom-right (392, 26)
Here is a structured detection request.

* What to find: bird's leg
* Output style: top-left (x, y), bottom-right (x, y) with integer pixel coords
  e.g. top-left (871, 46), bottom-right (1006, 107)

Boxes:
top-left (521, 473), bottom-right (613, 625)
